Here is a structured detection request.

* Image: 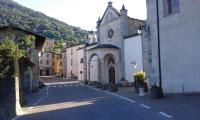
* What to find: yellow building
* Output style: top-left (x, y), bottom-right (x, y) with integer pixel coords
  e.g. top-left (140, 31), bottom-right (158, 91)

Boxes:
top-left (52, 53), bottom-right (62, 76)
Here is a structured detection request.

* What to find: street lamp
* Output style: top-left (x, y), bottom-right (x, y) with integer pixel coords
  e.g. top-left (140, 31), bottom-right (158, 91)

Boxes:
top-left (131, 60), bottom-right (137, 89)
top-left (84, 40), bottom-right (89, 85)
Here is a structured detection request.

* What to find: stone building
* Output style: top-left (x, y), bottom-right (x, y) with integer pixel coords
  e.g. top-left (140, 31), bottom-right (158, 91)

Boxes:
top-left (0, 26), bottom-right (45, 118)
top-left (87, 2), bottom-right (144, 85)
top-left (39, 52), bottom-right (53, 76)
top-left (142, 0), bottom-right (200, 93)
top-left (0, 26), bottom-right (45, 92)
top-left (39, 39), bottom-right (55, 76)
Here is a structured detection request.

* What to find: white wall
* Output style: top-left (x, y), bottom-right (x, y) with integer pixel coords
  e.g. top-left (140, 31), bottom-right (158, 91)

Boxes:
top-left (124, 35), bottom-right (143, 82)
top-left (77, 49), bottom-right (84, 81)
top-left (66, 44), bottom-right (83, 78)
top-left (89, 56), bottom-right (99, 82)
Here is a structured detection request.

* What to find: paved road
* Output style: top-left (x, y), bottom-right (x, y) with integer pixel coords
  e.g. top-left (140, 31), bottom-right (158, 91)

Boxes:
top-left (17, 81), bottom-right (173, 120)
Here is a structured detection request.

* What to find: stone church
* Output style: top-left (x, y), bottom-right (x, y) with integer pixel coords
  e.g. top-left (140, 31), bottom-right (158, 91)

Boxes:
top-left (87, 2), bottom-right (144, 85)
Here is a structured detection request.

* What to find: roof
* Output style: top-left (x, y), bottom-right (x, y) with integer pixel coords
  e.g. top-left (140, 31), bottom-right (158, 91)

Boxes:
top-left (65, 42), bottom-right (84, 48)
top-left (0, 26), bottom-right (46, 51)
top-left (88, 44), bottom-right (119, 50)
top-left (98, 4), bottom-right (120, 25)
top-left (76, 42), bottom-right (98, 50)
top-left (123, 33), bottom-right (141, 39)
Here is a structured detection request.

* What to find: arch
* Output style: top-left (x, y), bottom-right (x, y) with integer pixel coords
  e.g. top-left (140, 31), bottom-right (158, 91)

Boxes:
top-left (88, 53), bottom-right (101, 83)
top-left (103, 53), bottom-right (116, 84)
top-left (103, 53), bottom-right (116, 66)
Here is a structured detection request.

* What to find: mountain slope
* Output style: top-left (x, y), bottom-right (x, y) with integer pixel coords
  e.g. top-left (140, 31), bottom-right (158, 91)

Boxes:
top-left (0, 0), bottom-right (87, 45)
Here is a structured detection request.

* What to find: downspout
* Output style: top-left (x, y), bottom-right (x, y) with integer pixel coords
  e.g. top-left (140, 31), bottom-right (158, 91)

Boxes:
top-left (156, 0), bottom-right (163, 88)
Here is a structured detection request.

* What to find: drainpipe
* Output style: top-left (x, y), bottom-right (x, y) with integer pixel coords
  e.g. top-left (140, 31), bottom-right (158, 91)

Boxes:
top-left (156, 0), bottom-right (164, 97)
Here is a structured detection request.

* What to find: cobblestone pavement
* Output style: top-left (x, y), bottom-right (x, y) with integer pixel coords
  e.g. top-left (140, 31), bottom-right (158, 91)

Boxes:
top-left (15, 79), bottom-right (171, 120)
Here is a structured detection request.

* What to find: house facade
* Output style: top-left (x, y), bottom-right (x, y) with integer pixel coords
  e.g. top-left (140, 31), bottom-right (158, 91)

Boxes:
top-left (52, 53), bottom-right (62, 76)
top-left (39, 52), bottom-right (53, 76)
top-left (87, 2), bottom-right (144, 85)
top-left (143, 0), bottom-right (200, 93)
top-left (39, 39), bottom-right (56, 76)
top-left (65, 44), bottom-right (84, 78)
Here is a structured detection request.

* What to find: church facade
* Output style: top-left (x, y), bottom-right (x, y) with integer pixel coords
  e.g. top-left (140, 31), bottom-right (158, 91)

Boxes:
top-left (87, 2), bottom-right (144, 85)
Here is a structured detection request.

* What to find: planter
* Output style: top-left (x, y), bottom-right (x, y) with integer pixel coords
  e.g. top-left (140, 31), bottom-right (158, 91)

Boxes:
top-left (110, 84), bottom-right (118, 92)
top-left (121, 80), bottom-right (129, 87)
top-left (150, 86), bottom-right (164, 99)
top-left (96, 82), bottom-right (102, 88)
top-left (102, 84), bottom-right (109, 90)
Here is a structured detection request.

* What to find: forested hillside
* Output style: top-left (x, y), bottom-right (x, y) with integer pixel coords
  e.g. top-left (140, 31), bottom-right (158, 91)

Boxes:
top-left (0, 0), bottom-right (87, 45)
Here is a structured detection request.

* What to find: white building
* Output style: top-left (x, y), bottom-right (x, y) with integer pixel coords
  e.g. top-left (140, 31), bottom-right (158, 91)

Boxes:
top-left (143, 0), bottom-right (200, 93)
top-left (65, 44), bottom-right (84, 78)
top-left (124, 34), bottom-right (143, 82)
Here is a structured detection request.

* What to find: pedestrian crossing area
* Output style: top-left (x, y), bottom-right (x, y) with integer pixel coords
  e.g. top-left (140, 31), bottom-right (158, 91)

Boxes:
top-left (47, 84), bottom-right (82, 88)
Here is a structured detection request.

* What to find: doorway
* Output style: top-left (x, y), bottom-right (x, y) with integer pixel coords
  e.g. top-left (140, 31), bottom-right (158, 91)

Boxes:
top-left (109, 67), bottom-right (115, 84)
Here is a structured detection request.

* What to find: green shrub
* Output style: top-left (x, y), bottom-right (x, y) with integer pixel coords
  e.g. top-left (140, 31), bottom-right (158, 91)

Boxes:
top-left (134, 71), bottom-right (146, 83)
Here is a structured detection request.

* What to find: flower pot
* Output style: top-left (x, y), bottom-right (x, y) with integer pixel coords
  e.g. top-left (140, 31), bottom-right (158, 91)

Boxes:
top-left (97, 82), bottom-right (102, 88)
top-left (150, 86), bottom-right (164, 99)
top-left (110, 84), bottom-right (118, 92)
top-left (102, 84), bottom-right (109, 90)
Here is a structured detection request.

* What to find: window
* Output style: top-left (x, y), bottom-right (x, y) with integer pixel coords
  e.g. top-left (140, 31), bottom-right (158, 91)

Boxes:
top-left (46, 60), bottom-right (49, 65)
top-left (164, 0), bottom-right (180, 15)
top-left (60, 61), bottom-right (62, 65)
top-left (46, 54), bottom-right (49, 58)
top-left (40, 60), bottom-right (43, 64)
top-left (80, 58), bottom-right (84, 63)
top-left (93, 38), bottom-right (96, 43)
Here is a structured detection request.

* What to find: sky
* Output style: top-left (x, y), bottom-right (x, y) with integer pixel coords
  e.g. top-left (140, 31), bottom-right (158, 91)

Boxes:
top-left (13, 0), bottom-right (147, 31)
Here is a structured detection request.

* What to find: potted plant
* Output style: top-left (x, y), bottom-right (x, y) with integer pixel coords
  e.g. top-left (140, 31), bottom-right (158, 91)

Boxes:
top-left (134, 71), bottom-right (148, 93)
top-left (120, 77), bottom-right (129, 87)
top-left (96, 82), bottom-right (102, 88)
top-left (110, 84), bottom-right (118, 92)
top-left (102, 84), bottom-right (109, 90)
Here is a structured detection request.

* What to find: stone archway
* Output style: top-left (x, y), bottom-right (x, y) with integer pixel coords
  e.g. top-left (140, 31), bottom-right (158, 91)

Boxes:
top-left (104, 54), bottom-right (116, 84)
top-left (88, 53), bottom-right (101, 83)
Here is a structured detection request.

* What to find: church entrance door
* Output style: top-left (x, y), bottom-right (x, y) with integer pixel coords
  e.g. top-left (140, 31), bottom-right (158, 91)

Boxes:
top-left (109, 67), bottom-right (115, 84)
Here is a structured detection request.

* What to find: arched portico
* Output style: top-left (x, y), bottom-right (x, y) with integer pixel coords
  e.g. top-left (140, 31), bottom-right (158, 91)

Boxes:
top-left (87, 44), bottom-right (121, 85)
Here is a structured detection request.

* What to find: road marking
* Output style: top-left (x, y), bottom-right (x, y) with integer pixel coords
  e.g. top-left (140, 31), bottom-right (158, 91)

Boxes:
top-left (140, 104), bottom-right (151, 109)
top-left (159, 112), bottom-right (173, 118)
top-left (82, 84), bottom-right (101, 91)
top-left (59, 85), bottom-right (62, 87)
top-left (47, 87), bottom-right (49, 95)
top-left (104, 91), bottom-right (136, 103)
top-left (64, 85), bottom-right (68, 87)
top-left (83, 84), bottom-right (136, 103)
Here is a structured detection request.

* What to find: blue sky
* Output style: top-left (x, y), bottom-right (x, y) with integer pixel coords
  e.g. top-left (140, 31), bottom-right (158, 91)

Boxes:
top-left (13, 0), bottom-right (147, 30)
